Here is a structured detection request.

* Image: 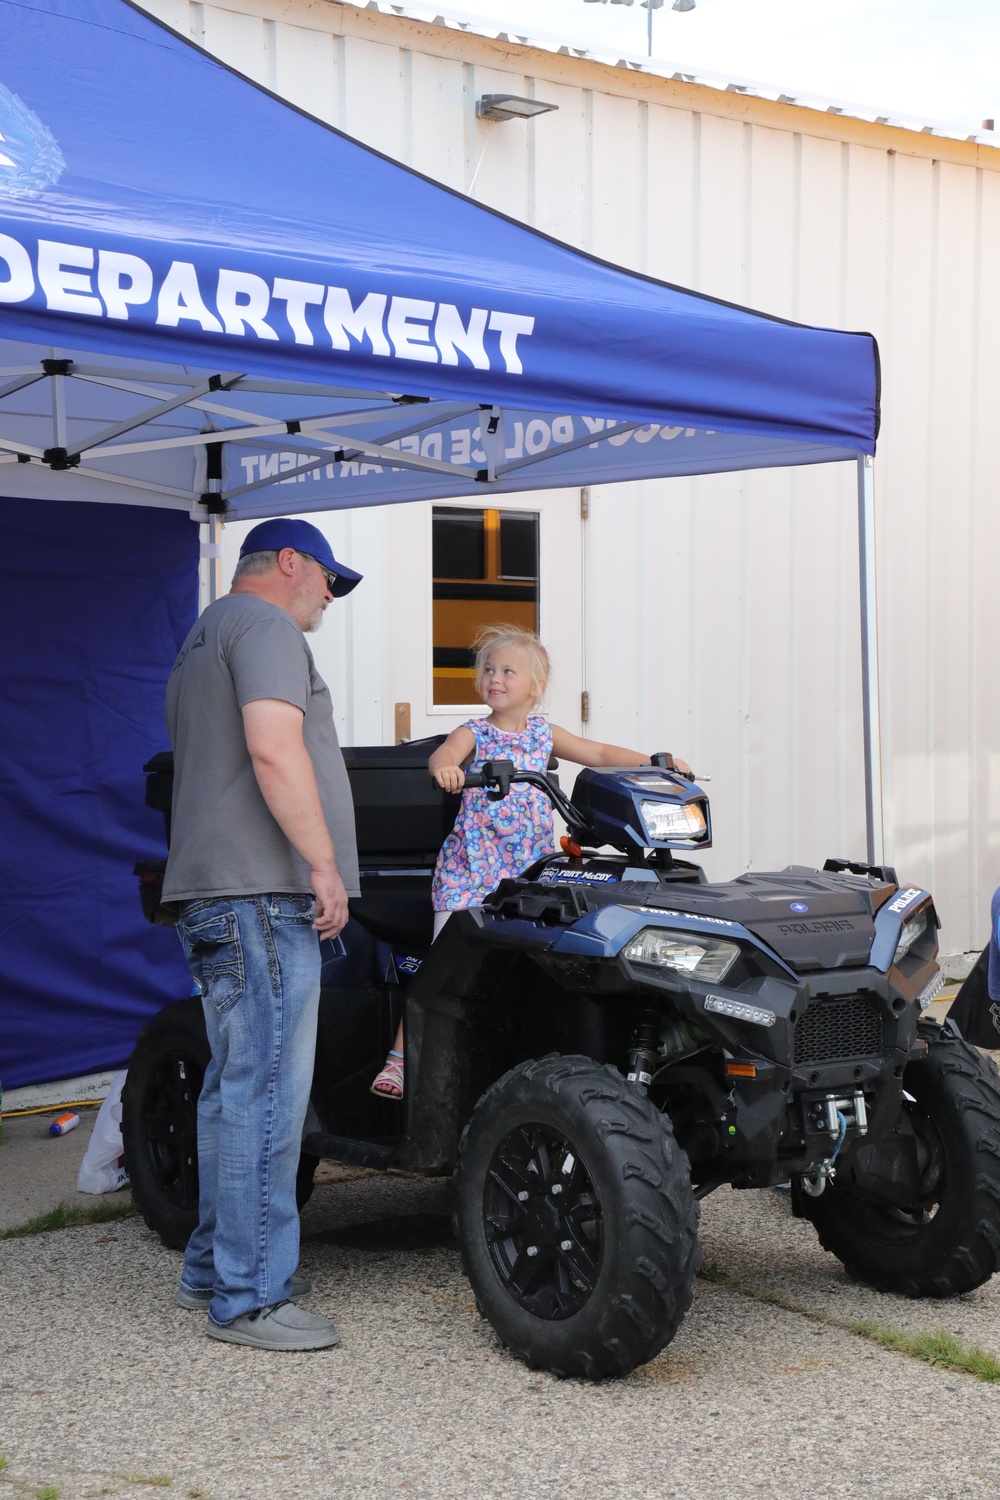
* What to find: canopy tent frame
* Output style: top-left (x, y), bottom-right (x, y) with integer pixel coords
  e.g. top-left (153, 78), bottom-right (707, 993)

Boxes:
top-left (0, 355), bottom-right (665, 502)
top-left (857, 454), bottom-right (885, 864)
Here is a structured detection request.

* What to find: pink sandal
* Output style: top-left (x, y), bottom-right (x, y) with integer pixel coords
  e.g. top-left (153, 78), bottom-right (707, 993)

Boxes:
top-left (371, 1049), bottom-right (404, 1099)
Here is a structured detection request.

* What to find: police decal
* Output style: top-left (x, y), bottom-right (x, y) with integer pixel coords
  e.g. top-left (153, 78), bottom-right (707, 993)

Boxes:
top-left (886, 887), bottom-right (925, 916)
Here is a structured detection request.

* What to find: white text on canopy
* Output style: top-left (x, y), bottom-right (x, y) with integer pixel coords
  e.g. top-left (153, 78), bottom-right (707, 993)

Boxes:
top-left (0, 233), bottom-right (535, 375)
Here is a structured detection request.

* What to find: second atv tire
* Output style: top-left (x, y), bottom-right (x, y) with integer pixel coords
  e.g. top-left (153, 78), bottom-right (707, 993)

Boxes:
top-left (122, 997), bottom-right (208, 1250)
top-left (454, 1054), bottom-right (701, 1380)
top-left (122, 997), bottom-right (320, 1250)
top-left (801, 1020), bottom-right (1000, 1297)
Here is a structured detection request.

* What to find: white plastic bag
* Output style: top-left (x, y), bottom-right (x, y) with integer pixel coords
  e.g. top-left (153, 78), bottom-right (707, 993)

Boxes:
top-left (76, 1071), bottom-right (130, 1194)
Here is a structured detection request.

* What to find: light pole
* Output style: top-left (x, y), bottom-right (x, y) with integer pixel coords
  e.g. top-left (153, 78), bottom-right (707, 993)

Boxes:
top-left (646, 0), bottom-right (659, 57)
top-left (583, 0), bottom-right (697, 60)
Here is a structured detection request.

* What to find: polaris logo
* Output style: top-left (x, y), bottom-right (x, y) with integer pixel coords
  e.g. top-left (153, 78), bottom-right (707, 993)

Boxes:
top-left (778, 918), bottom-right (856, 935)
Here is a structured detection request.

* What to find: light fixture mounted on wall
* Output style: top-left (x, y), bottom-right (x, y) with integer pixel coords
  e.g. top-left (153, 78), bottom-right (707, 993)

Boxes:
top-left (476, 94), bottom-right (560, 122)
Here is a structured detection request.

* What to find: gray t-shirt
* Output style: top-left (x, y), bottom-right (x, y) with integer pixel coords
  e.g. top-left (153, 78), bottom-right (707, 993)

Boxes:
top-left (162, 593), bottom-right (360, 902)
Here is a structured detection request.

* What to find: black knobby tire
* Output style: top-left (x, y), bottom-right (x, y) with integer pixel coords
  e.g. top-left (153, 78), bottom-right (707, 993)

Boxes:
top-left (122, 998), bottom-right (320, 1250)
top-left (122, 998), bottom-right (209, 1250)
top-left (296, 1151), bottom-right (319, 1210)
top-left (801, 1020), bottom-right (1000, 1296)
top-left (454, 1054), bottom-right (701, 1380)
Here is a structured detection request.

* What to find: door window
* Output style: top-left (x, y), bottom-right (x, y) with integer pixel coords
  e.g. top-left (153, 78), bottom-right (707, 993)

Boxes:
top-left (432, 506), bottom-right (539, 704)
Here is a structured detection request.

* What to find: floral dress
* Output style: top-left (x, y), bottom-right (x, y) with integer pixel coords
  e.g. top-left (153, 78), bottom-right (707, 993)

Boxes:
top-left (432, 715), bottom-right (555, 912)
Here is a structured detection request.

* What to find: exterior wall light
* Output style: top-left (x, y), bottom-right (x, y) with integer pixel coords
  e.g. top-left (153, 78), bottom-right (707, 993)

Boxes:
top-left (476, 95), bottom-right (560, 121)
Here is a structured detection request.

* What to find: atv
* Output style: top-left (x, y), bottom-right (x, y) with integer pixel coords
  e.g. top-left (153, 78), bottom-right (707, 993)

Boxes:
top-left (123, 741), bottom-right (1000, 1380)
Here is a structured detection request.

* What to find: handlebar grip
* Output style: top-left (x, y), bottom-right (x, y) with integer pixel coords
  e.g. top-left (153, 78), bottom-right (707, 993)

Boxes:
top-left (462, 771), bottom-right (484, 788)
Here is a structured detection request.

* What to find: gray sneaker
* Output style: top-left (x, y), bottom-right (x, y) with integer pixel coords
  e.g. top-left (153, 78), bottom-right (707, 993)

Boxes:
top-left (176, 1272), bottom-right (312, 1310)
top-left (206, 1300), bottom-right (340, 1351)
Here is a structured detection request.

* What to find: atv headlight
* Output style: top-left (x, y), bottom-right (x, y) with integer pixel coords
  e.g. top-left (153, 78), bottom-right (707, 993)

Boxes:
top-left (623, 926), bottom-right (739, 982)
top-left (639, 799), bottom-right (707, 843)
top-left (894, 909), bottom-right (928, 963)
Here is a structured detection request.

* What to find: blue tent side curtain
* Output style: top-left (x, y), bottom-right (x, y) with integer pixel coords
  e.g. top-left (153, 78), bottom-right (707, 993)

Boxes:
top-left (0, 496), bottom-right (197, 1091)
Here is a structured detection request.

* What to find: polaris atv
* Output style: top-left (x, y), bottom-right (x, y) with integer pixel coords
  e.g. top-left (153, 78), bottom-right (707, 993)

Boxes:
top-left (124, 741), bottom-right (1000, 1380)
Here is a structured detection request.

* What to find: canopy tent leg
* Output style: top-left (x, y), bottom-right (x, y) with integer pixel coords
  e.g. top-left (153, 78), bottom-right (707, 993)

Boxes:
top-left (201, 514), bottom-right (224, 608)
top-left (857, 454), bottom-right (885, 865)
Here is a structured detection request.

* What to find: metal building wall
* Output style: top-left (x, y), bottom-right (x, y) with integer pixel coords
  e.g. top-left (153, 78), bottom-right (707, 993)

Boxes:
top-left (141, 0), bottom-right (1000, 958)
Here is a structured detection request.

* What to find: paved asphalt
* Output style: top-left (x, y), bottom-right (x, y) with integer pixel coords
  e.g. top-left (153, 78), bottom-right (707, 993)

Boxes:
top-left (3, 1090), bottom-right (1000, 1500)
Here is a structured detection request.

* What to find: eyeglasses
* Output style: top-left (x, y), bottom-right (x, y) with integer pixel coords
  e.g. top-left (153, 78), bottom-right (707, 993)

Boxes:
top-left (299, 552), bottom-right (337, 595)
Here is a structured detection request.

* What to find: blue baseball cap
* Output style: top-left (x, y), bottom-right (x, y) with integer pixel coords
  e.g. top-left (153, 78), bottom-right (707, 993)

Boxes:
top-left (239, 518), bottom-right (363, 598)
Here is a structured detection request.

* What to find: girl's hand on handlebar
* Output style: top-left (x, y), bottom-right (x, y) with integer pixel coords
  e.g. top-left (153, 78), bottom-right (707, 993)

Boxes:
top-left (433, 765), bottom-right (466, 793)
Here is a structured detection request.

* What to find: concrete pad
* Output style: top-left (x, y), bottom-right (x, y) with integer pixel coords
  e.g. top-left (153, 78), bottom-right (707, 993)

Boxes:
top-left (2, 1175), bottom-right (1000, 1500)
top-left (700, 1182), bottom-right (1000, 1362)
top-left (0, 1107), bottom-right (121, 1230)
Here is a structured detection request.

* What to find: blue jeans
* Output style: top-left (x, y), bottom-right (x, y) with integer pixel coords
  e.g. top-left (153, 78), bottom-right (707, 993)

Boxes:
top-left (175, 893), bottom-right (320, 1325)
top-left (990, 886), bottom-right (1000, 1000)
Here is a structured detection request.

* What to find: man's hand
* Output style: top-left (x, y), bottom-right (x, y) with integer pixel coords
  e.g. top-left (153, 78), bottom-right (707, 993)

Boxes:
top-left (311, 866), bottom-right (349, 939)
top-left (433, 765), bottom-right (466, 793)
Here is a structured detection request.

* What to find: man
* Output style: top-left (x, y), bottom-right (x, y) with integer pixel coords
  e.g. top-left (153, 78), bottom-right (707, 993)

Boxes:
top-left (162, 517), bottom-right (362, 1351)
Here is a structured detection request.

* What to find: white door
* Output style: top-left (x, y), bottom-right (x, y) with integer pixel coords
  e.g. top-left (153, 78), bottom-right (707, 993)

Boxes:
top-left (385, 489), bottom-right (585, 746)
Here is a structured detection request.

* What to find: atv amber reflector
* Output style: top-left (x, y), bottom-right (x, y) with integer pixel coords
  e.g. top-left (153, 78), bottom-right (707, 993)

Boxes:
top-left (560, 836), bottom-right (583, 857)
top-left (725, 1061), bottom-right (757, 1079)
top-left (623, 927), bottom-right (739, 982)
top-left (704, 995), bottom-right (777, 1028)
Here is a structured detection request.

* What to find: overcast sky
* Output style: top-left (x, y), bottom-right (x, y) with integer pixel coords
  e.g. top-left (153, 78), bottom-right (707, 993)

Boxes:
top-left (430, 0), bottom-right (998, 132)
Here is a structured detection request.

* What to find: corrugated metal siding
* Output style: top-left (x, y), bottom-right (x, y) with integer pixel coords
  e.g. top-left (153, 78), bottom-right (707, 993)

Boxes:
top-left (143, 0), bottom-right (1000, 953)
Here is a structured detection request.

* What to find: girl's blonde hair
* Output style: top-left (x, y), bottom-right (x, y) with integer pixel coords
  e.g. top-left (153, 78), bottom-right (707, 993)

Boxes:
top-left (473, 624), bottom-right (551, 701)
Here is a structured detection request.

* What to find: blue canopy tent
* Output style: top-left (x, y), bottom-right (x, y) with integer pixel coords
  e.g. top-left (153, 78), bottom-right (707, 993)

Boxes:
top-left (0, 0), bottom-right (881, 1088)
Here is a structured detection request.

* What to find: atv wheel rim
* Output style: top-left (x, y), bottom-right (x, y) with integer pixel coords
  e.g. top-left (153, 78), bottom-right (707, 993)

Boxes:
top-left (143, 1050), bottom-right (202, 1211)
top-left (483, 1124), bottom-right (603, 1320)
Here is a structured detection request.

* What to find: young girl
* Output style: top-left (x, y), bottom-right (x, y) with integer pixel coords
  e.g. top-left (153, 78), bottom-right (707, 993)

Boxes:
top-left (371, 624), bottom-right (675, 1099)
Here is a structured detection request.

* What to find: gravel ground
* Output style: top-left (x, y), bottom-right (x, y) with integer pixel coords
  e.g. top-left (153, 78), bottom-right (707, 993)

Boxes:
top-left (3, 1171), bottom-right (1000, 1500)
top-left (3, 997), bottom-right (993, 1499)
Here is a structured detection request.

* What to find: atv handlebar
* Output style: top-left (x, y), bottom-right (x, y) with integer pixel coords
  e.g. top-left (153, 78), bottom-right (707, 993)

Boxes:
top-left (460, 754), bottom-right (699, 847)
top-left (462, 761), bottom-right (586, 838)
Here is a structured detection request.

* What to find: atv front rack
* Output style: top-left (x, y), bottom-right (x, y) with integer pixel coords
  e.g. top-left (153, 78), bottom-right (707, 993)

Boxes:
top-left (482, 879), bottom-right (592, 927)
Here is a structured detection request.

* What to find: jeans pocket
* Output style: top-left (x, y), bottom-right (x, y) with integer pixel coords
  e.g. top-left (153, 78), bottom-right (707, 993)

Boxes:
top-left (182, 910), bottom-right (245, 1015)
top-left (267, 894), bottom-right (316, 926)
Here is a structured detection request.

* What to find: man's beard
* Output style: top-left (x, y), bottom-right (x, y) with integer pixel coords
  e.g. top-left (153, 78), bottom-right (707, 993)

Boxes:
top-left (291, 576), bottom-right (326, 633)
